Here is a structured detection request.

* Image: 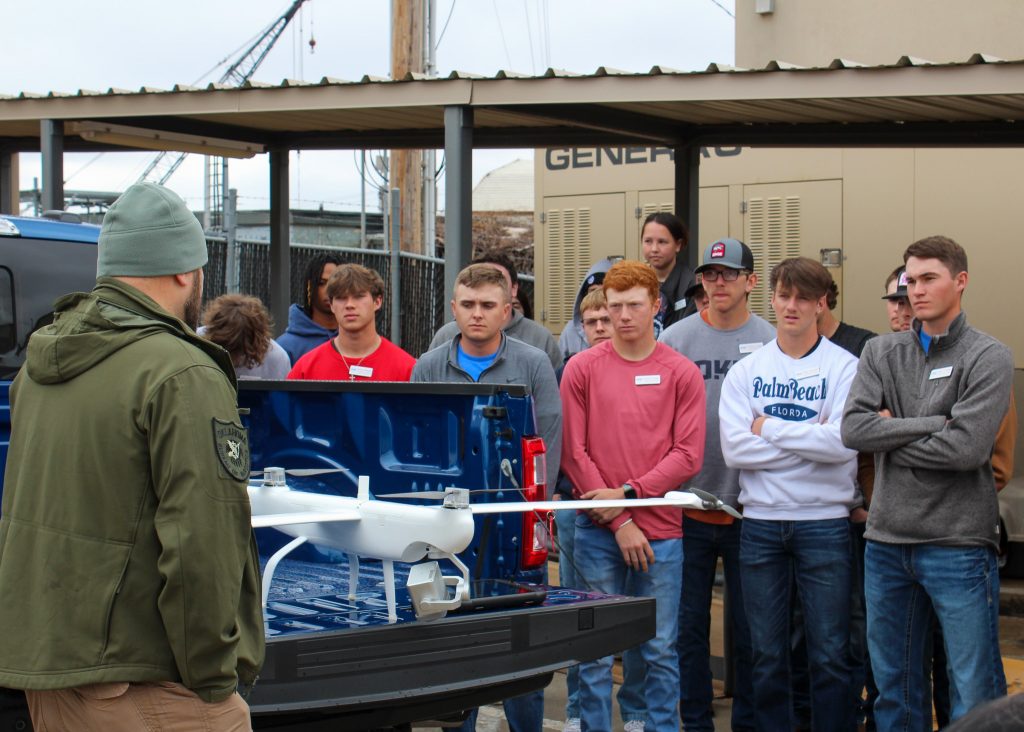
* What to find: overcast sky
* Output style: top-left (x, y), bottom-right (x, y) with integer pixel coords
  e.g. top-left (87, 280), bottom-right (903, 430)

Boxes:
top-left (3, 0), bottom-right (735, 213)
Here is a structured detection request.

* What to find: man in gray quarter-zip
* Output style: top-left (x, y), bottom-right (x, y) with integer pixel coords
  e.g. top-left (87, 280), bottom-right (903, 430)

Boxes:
top-left (842, 235), bottom-right (1013, 730)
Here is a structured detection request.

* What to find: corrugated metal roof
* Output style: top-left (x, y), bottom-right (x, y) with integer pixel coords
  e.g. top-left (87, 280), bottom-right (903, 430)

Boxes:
top-left (2, 55), bottom-right (1024, 151)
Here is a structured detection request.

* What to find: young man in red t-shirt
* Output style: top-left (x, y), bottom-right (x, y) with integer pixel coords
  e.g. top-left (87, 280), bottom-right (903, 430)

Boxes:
top-left (287, 263), bottom-right (415, 381)
top-left (560, 260), bottom-right (706, 732)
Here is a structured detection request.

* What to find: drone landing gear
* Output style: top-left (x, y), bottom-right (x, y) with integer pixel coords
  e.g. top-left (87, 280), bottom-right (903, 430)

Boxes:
top-left (262, 535), bottom-right (308, 608)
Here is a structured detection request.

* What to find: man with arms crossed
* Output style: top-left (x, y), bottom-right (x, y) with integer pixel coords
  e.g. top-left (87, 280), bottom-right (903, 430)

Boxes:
top-left (287, 263), bottom-right (415, 381)
top-left (660, 238), bottom-right (773, 732)
top-left (561, 260), bottom-right (705, 732)
top-left (0, 184), bottom-right (263, 730)
top-left (413, 263), bottom-right (561, 732)
top-left (843, 236), bottom-right (1012, 728)
top-left (719, 257), bottom-right (859, 732)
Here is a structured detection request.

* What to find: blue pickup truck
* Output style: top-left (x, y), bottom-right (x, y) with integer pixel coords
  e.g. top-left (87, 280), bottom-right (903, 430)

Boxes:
top-left (0, 213), bottom-right (655, 730)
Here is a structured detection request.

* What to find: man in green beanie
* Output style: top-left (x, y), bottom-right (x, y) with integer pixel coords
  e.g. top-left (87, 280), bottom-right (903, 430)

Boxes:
top-left (0, 183), bottom-right (265, 731)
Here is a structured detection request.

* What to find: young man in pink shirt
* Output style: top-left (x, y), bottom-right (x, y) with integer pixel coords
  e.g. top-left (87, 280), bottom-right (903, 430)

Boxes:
top-left (560, 260), bottom-right (706, 732)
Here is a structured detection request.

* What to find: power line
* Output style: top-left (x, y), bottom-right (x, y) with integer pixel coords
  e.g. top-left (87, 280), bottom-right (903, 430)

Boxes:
top-left (436, 0), bottom-right (457, 50)
top-left (707, 0), bottom-right (734, 18)
top-left (491, 0), bottom-right (514, 70)
top-left (522, 0), bottom-right (536, 74)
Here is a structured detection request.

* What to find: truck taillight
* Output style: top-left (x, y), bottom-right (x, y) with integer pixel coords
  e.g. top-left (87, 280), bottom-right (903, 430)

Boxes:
top-left (520, 437), bottom-right (548, 569)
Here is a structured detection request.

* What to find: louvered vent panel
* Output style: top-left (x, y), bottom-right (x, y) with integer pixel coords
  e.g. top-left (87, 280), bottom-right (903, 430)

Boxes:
top-left (746, 196), bottom-right (802, 323)
top-left (747, 198), bottom-right (768, 318)
top-left (545, 208), bottom-right (595, 331)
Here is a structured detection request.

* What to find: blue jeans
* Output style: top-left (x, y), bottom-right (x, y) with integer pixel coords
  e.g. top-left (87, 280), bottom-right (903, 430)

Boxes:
top-left (740, 517), bottom-right (854, 732)
top-left (574, 514), bottom-right (682, 732)
top-left (456, 690), bottom-right (544, 732)
top-left (555, 507), bottom-right (580, 720)
top-left (677, 516), bottom-right (754, 732)
top-left (865, 542), bottom-right (1006, 730)
top-left (618, 593), bottom-right (647, 725)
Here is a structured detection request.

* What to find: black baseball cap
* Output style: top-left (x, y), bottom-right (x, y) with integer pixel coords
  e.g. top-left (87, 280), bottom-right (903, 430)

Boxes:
top-left (882, 268), bottom-right (909, 300)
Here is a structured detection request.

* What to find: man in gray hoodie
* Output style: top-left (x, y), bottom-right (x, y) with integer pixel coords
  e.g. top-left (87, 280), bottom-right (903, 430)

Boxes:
top-left (842, 235), bottom-right (1013, 730)
top-left (413, 263), bottom-right (561, 732)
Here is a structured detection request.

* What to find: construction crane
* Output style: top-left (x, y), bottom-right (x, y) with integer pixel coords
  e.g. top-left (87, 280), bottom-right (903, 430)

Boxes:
top-left (136, 0), bottom-right (310, 228)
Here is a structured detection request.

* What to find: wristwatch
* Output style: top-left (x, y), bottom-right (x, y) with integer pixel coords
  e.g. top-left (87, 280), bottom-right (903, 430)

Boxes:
top-left (622, 483), bottom-right (638, 500)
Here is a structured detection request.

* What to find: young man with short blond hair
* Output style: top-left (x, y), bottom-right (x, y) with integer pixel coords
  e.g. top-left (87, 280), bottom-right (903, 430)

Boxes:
top-left (287, 263), bottom-right (415, 382)
top-left (561, 259), bottom-right (705, 732)
top-left (843, 236), bottom-right (1013, 728)
top-left (413, 262), bottom-right (561, 732)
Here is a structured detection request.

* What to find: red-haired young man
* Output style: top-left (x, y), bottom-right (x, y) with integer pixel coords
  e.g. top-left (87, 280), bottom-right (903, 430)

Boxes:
top-left (560, 259), bottom-right (706, 732)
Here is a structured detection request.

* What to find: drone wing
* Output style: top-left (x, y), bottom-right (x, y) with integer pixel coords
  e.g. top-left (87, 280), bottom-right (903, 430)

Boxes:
top-left (468, 490), bottom-right (707, 514)
top-left (252, 509), bottom-right (361, 528)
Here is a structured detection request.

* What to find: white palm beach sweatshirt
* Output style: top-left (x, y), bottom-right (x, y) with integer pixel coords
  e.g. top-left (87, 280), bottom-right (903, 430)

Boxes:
top-left (719, 336), bottom-right (858, 520)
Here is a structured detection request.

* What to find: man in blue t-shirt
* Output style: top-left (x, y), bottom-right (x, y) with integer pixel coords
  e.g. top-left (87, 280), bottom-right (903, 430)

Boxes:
top-left (410, 264), bottom-right (562, 732)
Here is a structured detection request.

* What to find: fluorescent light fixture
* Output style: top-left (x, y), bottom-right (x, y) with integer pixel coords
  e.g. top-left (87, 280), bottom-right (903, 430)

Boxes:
top-left (74, 121), bottom-right (264, 158)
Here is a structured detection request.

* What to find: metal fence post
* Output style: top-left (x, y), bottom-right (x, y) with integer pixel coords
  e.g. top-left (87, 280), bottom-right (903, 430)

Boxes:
top-left (224, 188), bottom-right (239, 293)
top-left (390, 187), bottom-right (401, 347)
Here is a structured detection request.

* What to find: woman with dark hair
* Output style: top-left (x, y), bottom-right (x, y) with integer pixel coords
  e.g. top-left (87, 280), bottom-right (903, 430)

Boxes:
top-left (640, 212), bottom-right (697, 332)
top-left (276, 252), bottom-right (345, 364)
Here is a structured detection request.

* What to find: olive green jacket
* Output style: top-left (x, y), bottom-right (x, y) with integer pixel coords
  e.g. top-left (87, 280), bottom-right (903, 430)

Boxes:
top-left (0, 278), bottom-right (264, 703)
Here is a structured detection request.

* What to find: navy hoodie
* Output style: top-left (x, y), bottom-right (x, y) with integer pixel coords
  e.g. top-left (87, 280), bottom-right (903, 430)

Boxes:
top-left (276, 303), bottom-right (337, 365)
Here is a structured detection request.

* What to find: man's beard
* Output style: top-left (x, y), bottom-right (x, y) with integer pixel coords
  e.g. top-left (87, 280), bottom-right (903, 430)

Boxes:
top-left (183, 272), bottom-right (203, 330)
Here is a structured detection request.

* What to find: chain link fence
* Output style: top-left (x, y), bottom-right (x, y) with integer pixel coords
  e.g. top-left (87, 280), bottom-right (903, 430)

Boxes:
top-left (204, 238), bottom-right (535, 358)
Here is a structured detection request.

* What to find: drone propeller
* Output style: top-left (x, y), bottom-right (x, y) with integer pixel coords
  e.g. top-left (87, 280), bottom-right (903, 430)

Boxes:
top-left (251, 467), bottom-right (352, 478)
top-left (688, 488), bottom-right (743, 520)
top-left (376, 488), bottom-right (507, 499)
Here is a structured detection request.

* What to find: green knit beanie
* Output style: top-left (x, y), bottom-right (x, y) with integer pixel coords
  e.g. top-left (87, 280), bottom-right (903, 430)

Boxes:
top-left (97, 183), bottom-right (208, 277)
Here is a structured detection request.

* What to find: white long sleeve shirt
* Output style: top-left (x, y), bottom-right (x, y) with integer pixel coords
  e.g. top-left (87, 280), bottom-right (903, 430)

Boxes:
top-left (720, 336), bottom-right (858, 520)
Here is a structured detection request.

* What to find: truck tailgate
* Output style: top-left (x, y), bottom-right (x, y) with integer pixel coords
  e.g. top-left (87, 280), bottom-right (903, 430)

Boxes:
top-left (251, 593), bottom-right (654, 730)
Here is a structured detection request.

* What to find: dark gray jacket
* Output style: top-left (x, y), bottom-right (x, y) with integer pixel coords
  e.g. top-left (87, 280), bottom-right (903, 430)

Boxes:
top-left (412, 334), bottom-right (562, 493)
top-left (841, 313), bottom-right (1013, 549)
top-left (428, 309), bottom-right (561, 371)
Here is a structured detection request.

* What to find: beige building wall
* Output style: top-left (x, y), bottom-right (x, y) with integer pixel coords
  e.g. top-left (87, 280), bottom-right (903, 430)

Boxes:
top-left (735, 0), bottom-right (1024, 68)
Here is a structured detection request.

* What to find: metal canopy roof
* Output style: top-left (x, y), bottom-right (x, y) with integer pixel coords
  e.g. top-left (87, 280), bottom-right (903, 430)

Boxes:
top-left (3, 55), bottom-right (1024, 152)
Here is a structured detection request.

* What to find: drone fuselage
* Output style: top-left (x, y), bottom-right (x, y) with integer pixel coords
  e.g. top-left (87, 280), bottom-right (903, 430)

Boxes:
top-left (248, 483), bottom-right (476, 563)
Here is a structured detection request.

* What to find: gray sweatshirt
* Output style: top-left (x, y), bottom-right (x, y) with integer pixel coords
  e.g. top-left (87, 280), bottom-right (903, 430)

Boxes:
top-left (429, 309), bottom-right (561, 370)
top-left (841, 313), bottom-right (1013, 549)
top-left (412, 333), bottom-right (562, 493)
top-left (659, 312), bottom-right (776, 508)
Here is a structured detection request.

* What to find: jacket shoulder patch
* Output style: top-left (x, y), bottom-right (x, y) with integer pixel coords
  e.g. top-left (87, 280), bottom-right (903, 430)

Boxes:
top-left (212, 418), bottom-right (250, 481)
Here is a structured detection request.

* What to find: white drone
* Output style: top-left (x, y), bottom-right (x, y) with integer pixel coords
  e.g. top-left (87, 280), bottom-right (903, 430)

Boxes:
top-left (249, 466), bottom-right (738, 623)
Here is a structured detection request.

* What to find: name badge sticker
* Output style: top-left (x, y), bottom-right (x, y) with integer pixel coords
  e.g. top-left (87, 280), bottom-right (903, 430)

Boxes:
top-left (929, 366), bottom-right (953, 380)
top-left (349, 365), bottom-right (374, 378)
top-left (635, 374), bottom-right (662, 386)
top-left (738, 342), bottom-right (763, 354)
top-left (674, 298), bottom-right (687, 312)
top-left (795, 366), bottom-right (820, 381)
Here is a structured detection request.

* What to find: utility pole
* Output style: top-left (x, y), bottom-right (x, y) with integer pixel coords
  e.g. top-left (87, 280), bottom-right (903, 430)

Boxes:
top-left (390, 0), bottom-right (425, 253)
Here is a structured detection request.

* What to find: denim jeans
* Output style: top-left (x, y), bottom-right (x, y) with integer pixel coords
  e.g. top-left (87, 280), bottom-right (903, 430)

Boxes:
top-left (618, 612), bottom-right (647, 725)
top-left (794, 520), bottom-right (875, 729)
top-left (677, 516), bottom-right (754, 731)
top-left (740, 517), bottom-right (854, 732)
top-left (574, 513), bottom-right (682, 732)
top-left (455, 690), bottom-right (544, 732)
top-left (865, 542), bottom-right (1006, 730)
top-left (555, 507), bottom-right (580, 720)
